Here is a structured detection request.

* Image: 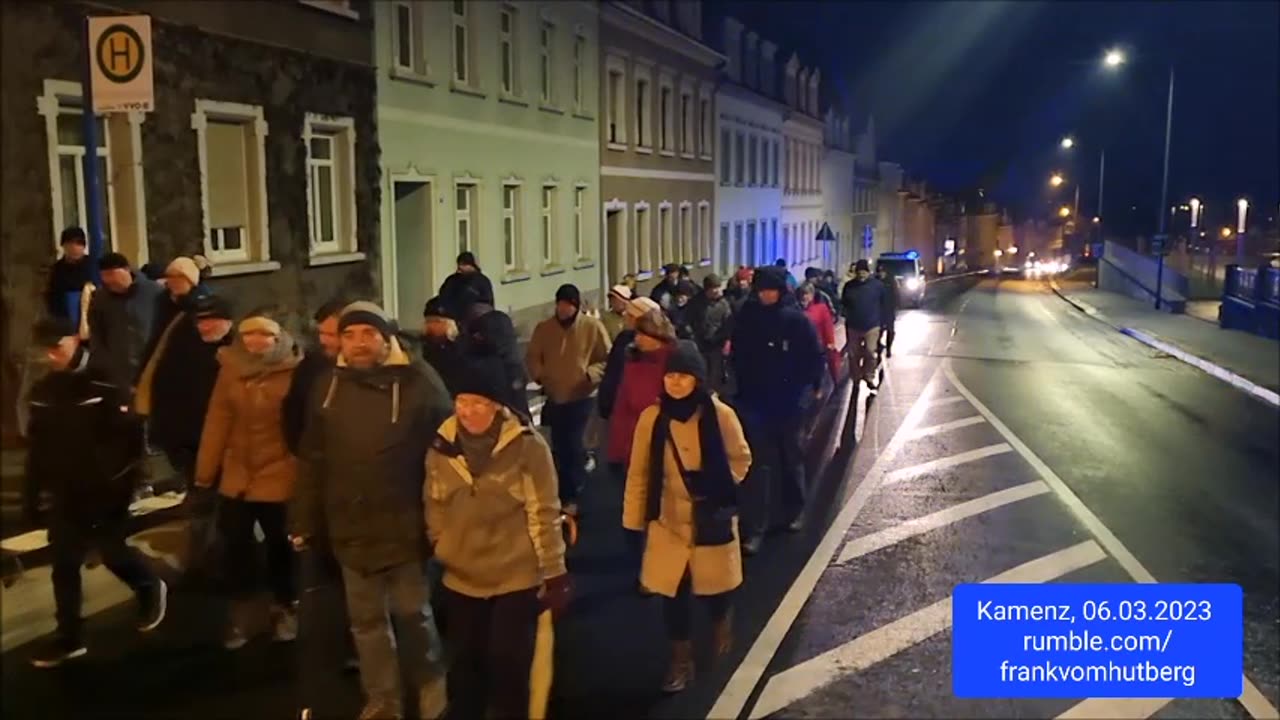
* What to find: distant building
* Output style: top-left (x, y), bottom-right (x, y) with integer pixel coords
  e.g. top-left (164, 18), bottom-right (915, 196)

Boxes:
top-left (780, 54), bottom-right (825, 277)
top-left (822, 108), bottom-right (855, 273)
top-left (877, 161), bottom-right (907, 255)
top-left (852, 117), bottom-right (881, 266)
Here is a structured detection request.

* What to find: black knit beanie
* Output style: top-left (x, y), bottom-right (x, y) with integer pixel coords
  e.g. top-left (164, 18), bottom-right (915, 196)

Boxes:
top-left (665, 340), bottom-right (707, 384)
top-left (753, 266), bottom-right (788, 292)
top-left (555, 283), bottom-right (582, 308)
top-left (455, 356), bottom-right (511, 407)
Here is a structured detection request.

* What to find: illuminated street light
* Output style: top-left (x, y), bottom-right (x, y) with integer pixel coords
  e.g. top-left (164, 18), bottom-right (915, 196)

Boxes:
top-left (994, 249), bottom-right (1003, 258)
top-left (1092, 216), bottom-right (1101, 224)
top-left (1189, 197), bottom-right (1201, 228)
top-left (1008, 246), bottom-right (1019, 255)
top-left (1059, 206), bottom-right (1072, 218)
top-left (1220, 226), bottom-right (1233, 239)
top-left (1104, 49), bottom-right (1126, 68)
top-left (1060, 136), bottom-right (1075, 150)
top-left (1237, 198), bottom-right (1248, 234)
top-left (1050, 173), bottom-right (1065, 188)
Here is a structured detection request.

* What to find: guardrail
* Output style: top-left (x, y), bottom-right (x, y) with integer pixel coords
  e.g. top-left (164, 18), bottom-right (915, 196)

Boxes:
top-left (1221, 265), bottom-right (1280, 339)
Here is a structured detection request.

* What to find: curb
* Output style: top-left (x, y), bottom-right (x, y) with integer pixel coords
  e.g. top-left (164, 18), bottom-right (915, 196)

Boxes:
top-left (1048, 280), bottom-right (1107, 322)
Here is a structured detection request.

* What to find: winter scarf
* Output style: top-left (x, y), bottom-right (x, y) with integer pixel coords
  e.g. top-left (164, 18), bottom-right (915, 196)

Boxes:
top-left (646, 386), bottom-right (737, 545)
top-left (456, 412), bottom-right (504, 477)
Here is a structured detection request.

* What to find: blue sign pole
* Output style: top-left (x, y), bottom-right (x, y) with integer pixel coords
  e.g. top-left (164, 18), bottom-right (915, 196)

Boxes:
top-left (81, 16), bottom-right (104, 287)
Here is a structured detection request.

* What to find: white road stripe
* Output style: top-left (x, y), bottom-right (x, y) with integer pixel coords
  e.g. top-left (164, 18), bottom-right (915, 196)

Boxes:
top-left (943, 360), bottom-right (1280, 720)
top-left (905, 414), bottom-right (986, 440)
top-left (1056, 697), bottom-right (1172, 719)
top-left (882, 443), bottom-right (1013, 485)
top-left (923, 394), bottom-right (967, 409)
top-left (750, 541), bottom-right (1108, 719)
top-left (707, 365), bottom-right (946, 720)
top-left (835, 482), bottom-right (1050, 564)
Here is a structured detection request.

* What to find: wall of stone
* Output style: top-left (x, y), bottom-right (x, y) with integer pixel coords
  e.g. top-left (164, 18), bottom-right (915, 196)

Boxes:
top-left (0, 1), bottom-right (381, 443)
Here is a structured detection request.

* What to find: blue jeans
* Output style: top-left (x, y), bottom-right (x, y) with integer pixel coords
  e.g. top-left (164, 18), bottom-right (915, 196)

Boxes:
top-left (543, 397), bottom-right (593, 505)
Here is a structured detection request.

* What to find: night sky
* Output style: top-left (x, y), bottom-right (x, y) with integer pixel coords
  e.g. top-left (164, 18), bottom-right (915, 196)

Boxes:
top-left (713, 0), bottom-right (1279, 236)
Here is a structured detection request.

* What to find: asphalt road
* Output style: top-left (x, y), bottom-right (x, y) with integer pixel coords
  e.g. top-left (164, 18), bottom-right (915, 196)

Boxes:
top-left (4, 275), bottom-right (1276, 720)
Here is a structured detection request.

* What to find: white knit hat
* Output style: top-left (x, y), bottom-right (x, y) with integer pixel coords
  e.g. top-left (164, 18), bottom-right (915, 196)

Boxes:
top-left (609, 285), bottom-right (634, 302)
top-left (625, 296), bottom-right (661, 318)
top-left (165, 257), bottom-right (200, 286)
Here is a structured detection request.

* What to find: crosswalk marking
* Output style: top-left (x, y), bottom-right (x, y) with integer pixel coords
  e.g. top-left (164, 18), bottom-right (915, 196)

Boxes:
top-left (905, 414), bottom-right (986, 440)
top-left (882, 443), bottom-right (1013, 485)
top-left (834, 481), bottom-right (1050, 565)
top-left (749, 541), bottom-right (1108, 719)
top-left (1056, 697), bottom-right (1173, 719)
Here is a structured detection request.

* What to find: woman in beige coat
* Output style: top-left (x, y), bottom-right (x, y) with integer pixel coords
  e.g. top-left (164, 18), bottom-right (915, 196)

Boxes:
top-left (622, 340), bottom-right (751, 692)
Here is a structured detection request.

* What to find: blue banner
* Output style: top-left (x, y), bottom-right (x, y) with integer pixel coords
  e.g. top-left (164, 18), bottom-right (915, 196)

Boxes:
top-left (952, 583), bottom-right (1242, 698)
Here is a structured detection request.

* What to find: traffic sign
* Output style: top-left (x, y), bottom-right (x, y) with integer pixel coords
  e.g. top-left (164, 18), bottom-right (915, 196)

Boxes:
top-left (816, 222), bottom-right (836, 243)
top-left (88, 15), bottom-right (154, 113)
top-left (862, 224), bottom-right (874, 249)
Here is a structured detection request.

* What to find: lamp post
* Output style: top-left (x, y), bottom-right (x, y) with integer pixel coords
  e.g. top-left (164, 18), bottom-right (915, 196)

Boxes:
top-left (1058, 136), bottom-right (1103, 250)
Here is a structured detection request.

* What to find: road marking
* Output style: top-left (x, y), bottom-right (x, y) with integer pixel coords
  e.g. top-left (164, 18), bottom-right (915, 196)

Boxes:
top-left (943, 360), bottom-right (1280, 720)
top-left (1056, 697), bottom-right (1172, 719)
top-left (1119, 328), bottom-right (1280, 408)
top-left (923, 395), bottom-right (966, 409)
top-left (707, 364), bottom-right (945, 720)
top-left (835, 482), bottom-right (1050, 564)
top-left (750, 541), bottom-right (1108, 719)
top-left (882, 443), bottom-right (1013, 485)
top-left (905, 414), bottom-right (985, 440)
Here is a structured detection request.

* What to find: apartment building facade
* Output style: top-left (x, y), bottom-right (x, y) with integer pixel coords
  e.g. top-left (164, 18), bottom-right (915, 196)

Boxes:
top-left (375, 0), bottom-right (601, 331)
top-left (852, 117), bottom-right (881, 265)
top-left (780, 54), bottom-right (825, 276)
top-left (822, 108), bottom-right (855, 274)
top-left (1, 0), bottom-right (379, 441)
top-left (598, 0), bottom-right (723, 295)
top-left (712, 18), bottom-right (786, 276)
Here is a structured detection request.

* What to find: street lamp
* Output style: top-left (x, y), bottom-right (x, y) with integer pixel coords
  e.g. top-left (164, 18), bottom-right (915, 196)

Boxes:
top-left (1237, 198), bottom-right (1249, 234)
top-left (1059, 206), bottom-right (1072, 218)
top-left (1092, 216), bottom-right (1101, 224)
top-left (1189, 197), bottom-right (1201, 228)
top-left (1220, 226), bottom-right (1233, 239)
top-left (1060, 136), bottom-right (1075, 150)
top-left (1104, 48), bottom-right (1126, 68)
top-left (994, 249), bottom-right (1003, 258)
top-left (1050, 173), bottom-right (1065, 188)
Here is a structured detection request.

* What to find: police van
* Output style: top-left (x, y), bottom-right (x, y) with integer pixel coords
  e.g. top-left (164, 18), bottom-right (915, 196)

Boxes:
top-left (877, 251), bottom-right (926, 308)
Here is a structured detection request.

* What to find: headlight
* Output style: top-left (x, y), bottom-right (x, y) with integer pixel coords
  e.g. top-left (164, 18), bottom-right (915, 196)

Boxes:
top-left (905, 277), bottom-right (922, 291)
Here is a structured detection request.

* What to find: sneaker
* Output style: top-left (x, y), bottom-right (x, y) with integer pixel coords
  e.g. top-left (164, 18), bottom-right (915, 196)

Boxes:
top-left (137, 579), bottom-right (168, 632)
top-left (224, 624), bottom-right (249, 650)
top-left (741, 535), bottom-right (762, 556)
top-left (30, 637), bottom-right (87, 668)
top-left (787, 515), bottom-right (805, 533)
top-left (273, 605), bottom-right (298, 643)
top-left (584, 454), bottom-right (597, 473)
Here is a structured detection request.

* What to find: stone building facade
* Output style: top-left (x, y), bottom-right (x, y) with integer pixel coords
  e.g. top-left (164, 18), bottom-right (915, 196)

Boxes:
top-left (0, 0), bottom-right (380, 442)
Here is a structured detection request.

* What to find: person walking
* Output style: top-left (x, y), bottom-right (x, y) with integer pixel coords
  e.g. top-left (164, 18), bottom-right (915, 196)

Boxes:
top-left (840, 259), bottom-right (884, 392)
top-left (597, 297), bottom-right (661, 423)
top-left (23, 319), bottom-right (167, 668)
top-left (730, 267), bottom-right (824, 555)
top-left (797, 284), bottom-right (840, 385)
top-left (687, 274), bottom-right (733, 395)
top-left (460, 284), bottom-right (531, 421)
top-left (290, 302), bottom-right (450, 720)
top-left (44, 227), bottom-right (95, 328)
top-left (194, 312), bottom-right (302, 648)
top-left (650, 264), bottom-right (682, 311)
top-left (526, 284), bottom-right (611, 516)
top-left (424, 357), bottom-right (572, 719)
top-left (601, 285), bottom-right (632, 341)
top-left (875, 263), bottom-right (899, 359)
top-left (420, 296), bottom-right (467, 396)
top-left (438, 252), bottom-right (495, 319)
top-left (622, 341), bottom-right (751, 692)
top-left (667, 281), bottom-right (698, 341)
top-left (86, 252), bottom-right (163, 394)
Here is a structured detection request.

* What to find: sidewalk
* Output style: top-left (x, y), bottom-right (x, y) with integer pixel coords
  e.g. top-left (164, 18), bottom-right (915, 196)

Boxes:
top-left (1051, 279), bottom-right (1280, 404)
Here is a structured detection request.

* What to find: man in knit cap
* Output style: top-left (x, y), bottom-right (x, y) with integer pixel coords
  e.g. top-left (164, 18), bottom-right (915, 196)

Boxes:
top-left (419, 296), bottom-right (467, 396)
top-left (290, 301), bottom-right (451, 720)
top-left (526, 284), bottom-right (612, 516)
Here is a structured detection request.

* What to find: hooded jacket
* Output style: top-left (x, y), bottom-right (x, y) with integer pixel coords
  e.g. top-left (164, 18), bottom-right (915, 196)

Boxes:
top-left (687, 292), bottom-right (733, 352)
top-left (86, 272), bottom-right (163, 390)
top-left (730, 294), bottom-right (824, 419)
top-left (526, 312), bottom-right (611, 405)
top-left (195, 333), bottom-right (303, 502)
top-left (425, 412), bottom-right (568, 598)
top-left (841, 276), bottom-right (885, 332)
top-left (291, 337), bottom-right (453, 572)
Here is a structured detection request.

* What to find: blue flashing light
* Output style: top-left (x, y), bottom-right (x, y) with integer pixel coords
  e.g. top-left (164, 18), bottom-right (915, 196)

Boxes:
top-left (905, 250), bottom-right (919, 260)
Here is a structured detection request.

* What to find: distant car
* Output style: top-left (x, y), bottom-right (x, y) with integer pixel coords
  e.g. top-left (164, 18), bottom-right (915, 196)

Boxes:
top-left (877, 252), bottom-right (925, 308)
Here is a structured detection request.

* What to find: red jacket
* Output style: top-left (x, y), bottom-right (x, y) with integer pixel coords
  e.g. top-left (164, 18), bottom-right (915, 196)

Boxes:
top-left (804, 301), bottom-right (841, 382)
top-left (606, 343), bottom-right (674, 465)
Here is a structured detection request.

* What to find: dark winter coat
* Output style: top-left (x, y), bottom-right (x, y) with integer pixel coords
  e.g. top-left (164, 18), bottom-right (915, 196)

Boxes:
top-left (730, 296), bottom-right (824, 420)
top-left (650, 280), bottom-right (679, 311)
top-left (291, 338), bottom-right (453, 573)
top-left (86, 272), bottom-right (163, 390)
top-left (136, 294), bottom-right (226, 457)
top-left (841, 277), bottom-right (885, 332)
top-left (879, 275), bottom-right (899, 325)
top-left (667, 304), bottom-right (695, 341)
top-left (597, 329), bottom-right (634, 420)
top-left (45, 257), bottom-right (94, 320)
top-left (688, 293), bottom-right (734, 352)
top-left (282, 348), bottom-right (333, 456)
top-left (24, 358), bottom-right (142, 524)
top-left (724, 286), bottom-right (752, 316)
top-left (420, 337), bottom-right (468, 398)
top-left (439, 270), bottom-right (495, 319)
top-left (464, 305), bottom-right (530, 419)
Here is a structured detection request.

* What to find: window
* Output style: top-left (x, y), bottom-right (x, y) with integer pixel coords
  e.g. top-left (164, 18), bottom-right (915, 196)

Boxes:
top-left (300, 0), bottom-right (358, 18)
top-left (606, 62), bottom-right (625, 146)
top-left (718, 223), bottom-right (730, 274)
top-left (304, 114), bottom-right (358, 258)
top-left (573, 185), bottom-right (587, 260)
top-left (760, 136), bottom-right (768, 187)
top-left (455, 182), bottom-right (476, 255)
top-left (719, 128), bottom-right (731, 184)
top-left (659, 203), bottom-right (673, 264)
top-left (734, 132), bottom-right (745, 185)
top-left (659, 82), bottom-right (673, 153)
top-left (635, 70), bottom-right (652, 149)
top-left (635, 203), bottom-right (651, 273)
top-left (680, 90), bottom-right (692, 156)
top-left (679, 204), bottom-right (692, 263)
top-left (394, 2), bottom-right (415, 73)
top-left (573, 34), bottom-right (586, 112)
top-left (499, 6), bottom-right (518, 96)
top-left (193, 100), bottom-right (271, 267)
top-left (40, 88), bottom-right (114, 252)
top-left (698, 202), bottom-right (711, 262)
top-left (539, 22), bottom-right (554, 105)
top-left (502, 183), bottom-right (521, 271)
top-left (772, 140), bottom-right (780, 187)
top-left (748, 135), bottom-right (758, 186)
top-left (698, 93), bottom-right (712, 158)
top-left (452, 1), bottom-right (470, 85)
top-left (746, 220), bottom-right (757, 266)
top-left (734, 222), bottom-right (744, 269)
top-left (771, 219), bottom-right (778, 258)
top-left (541, 185), bottom-right (556, 266)
top-left (783, 225), bottom-right (790, 262)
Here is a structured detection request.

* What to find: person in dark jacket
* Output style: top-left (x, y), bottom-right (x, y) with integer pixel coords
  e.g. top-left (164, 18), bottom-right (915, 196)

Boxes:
top-left (461, 286), bottom-right (530, 421)
top-left (730, 266), bottom-right (824, 555)
top-left (667, 281), bottom-right (698, 340)
top-left (23, 319), bottom-right (167, 668)
top-left (724, 267), bottom-right (753, 316)
top-left (290, 301), bottom-right (450, 720)
top-left (419, 296), bottom-right (468, 396)
top-left (650, 264), bottom-right (682, 310)
top-left (875, 264), bottom-right (899, 359)
top-left (137, 257), bottom-right (206, 374)
top-left (44, 227), bottom-right (95, 326)
top-left (598, 297), bottom-right (660, 421)
top-left (840, 259), bottom-right (884, 391)
top-left (87, 253), bottom-right (163, 393)
top-left (438, 252), bottom-right (495, 320)
top-left (687, 274), bottom-right (733, 395)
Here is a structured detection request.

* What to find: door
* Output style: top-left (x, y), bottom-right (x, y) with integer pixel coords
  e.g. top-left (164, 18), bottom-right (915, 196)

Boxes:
top-left (392, 179), bottom-right (433, 322)
top-left (604, 205), bottom-right (626, 287)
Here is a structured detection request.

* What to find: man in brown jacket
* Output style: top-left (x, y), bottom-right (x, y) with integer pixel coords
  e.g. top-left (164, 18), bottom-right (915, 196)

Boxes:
top-left (525, 284), bottom-right (611, 515)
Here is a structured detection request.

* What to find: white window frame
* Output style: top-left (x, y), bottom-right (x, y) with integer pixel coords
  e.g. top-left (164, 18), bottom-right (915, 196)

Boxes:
top-left (499, 4), bottom-right (520, 98)
top-left (633, 61), bottom-right (653, 151)
top-left (658, 72), bottom-right (675, 156)
top-left (391, 1), bottom-right (431, 80)
top-left (772, 139), bottom-right (780, 187)
top-left (734, 222), bottom-right (745, 270)
top-left (501, 180), bottom-right (523, 272)
top-left (191, 99), bottom-right (274, 272)
top-left (698, 85), bottom-right (714, 160)
top-left (573, 32), bottom-right (587, 114)
top-left (748, 134), bottom-right (758, 187)
top-left (633, 201), bottom-right (652, 275)
top-left (539, 20), bottom-right (555, 107)
top-left (303, 114), bottom-right (361, 263)
top-left (299, 0), bottom-right (359, 20)
top-left (452, 0), bottom-right (472, 87)
top-left (698, 201), bottom-right (712, 265)
top-left (540, 182), bottom-right (558, 268)
top-left (679, 81), bottom-right (695, 158)
top-left (574, 183), bottom-right (589, 261)
top-left (604, 54), bottom-right (628, 149)
top-left (678, 201), bottom-right (693, 264)
top-left (718, 222), bottom-right (731, 275)
top-left (658, 201), bottom-right (673, 265)
top-left (454, 178), bottom-right (478, 257)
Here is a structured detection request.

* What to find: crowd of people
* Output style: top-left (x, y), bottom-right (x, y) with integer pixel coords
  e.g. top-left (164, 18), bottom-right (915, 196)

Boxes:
top-left (23, 227), bottom-right (904, 719)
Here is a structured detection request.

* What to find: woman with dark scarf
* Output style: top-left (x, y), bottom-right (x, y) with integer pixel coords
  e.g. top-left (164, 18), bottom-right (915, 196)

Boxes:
top-left (621, 340), bottom-right (752, 693)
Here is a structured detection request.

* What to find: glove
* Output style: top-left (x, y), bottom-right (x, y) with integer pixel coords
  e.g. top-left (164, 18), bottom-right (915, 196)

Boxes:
top-left (540, 573), bottom-right (573, 620)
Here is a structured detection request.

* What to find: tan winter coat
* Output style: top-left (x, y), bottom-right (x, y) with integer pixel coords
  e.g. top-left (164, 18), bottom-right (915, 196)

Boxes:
top-left (195, 335), bottom-right (302, 502)
top-left (622, 397), bottom-right (752, 597)
top-left (525, 314), bottom-right (612, 404)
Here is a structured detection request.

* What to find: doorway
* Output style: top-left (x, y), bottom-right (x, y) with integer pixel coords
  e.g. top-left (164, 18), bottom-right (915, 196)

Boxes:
top-left (604, 202), bottom-right (627, 287)
top-left (391, 179), bottom-right (433, 321)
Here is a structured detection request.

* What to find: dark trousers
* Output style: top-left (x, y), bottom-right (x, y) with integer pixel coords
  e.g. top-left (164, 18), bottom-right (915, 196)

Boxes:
top-left (738, 409), bottom-right (806, 540)
top-left (217, 498), bottom-right (294, 605)
top-left (444, 586), bottom-right (550, 720)
top-left (702, 350), bottom-right (728, 397)
top-left (158, 445), bottom-right (196, 494)
top-left (296, 540), bottom-right (354, 712)
top-left (880, 318), bottom-right (896, 354)
top-left (543, 398), bottom-right (593, 505)
top-left (50, 510), bottom-right (157, 643)
top-left (663, 572), bottom-right (732, 641)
